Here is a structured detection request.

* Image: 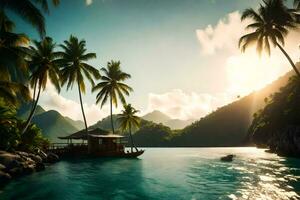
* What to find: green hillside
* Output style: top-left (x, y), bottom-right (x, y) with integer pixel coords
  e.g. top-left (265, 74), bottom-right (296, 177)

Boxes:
top-left (171, 69), bottom-right (297, 147)
top-left (248, 76), bottom-right (300, 157)
top-left (17, 104), bottom-right (83, 142)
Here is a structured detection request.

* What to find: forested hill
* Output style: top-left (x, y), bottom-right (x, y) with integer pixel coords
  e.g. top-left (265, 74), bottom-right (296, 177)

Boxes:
top-left (169, 68), bottom-right (298, 147)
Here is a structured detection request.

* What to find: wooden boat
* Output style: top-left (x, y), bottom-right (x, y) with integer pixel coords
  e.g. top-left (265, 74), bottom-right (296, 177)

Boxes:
top-left (49, 128), bottom-right (144, 158)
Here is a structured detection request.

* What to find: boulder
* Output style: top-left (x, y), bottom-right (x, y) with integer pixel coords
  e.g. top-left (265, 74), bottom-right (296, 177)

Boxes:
top-left (46, 153), bottom-right (59, 163)
top-left (0, 164), bottom-right (6, 171)
top-left (0, 152), bottom-right (22, 167)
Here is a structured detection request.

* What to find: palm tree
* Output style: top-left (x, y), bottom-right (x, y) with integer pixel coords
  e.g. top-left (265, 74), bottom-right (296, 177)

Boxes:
top-left (239, 0), bottom-right (300, 78)
top-left (58, 35), bottom-right (100, 133)
top-left (0, 81), bottom-right (31, 105)
top-left (117, 104), bottom-right (140, 152)
top-left (0, 11), bottom-right (29, 79)
top-left (92, 61), bottom-right (133, 134)
top-left (0, 0), bottom-right (60, 37)
top-left (22, 37), bottom-right (61, 134)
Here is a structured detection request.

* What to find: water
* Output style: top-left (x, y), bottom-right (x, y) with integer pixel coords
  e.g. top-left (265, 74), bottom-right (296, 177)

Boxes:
top-left (1, 148), bottom-right (300, 200)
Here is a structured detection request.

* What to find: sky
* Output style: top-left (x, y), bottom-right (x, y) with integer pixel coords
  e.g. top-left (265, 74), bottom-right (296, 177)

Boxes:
top-left (12, 0), bottom-right (300, 125)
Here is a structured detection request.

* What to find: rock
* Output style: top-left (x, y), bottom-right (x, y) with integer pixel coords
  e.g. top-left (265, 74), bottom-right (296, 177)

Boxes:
top-left (28, 154), bottom-right (43, 163)
top-left (0, 152), bottom-right (22, 167)
top-left (0, 164), bottom-right (6, 171)
top-left (6, 160), bottom-right (22, 170)
top-left (0, 171), bottom-right (11, 185)
top-left (46, 153), bottom-right (59, 163)
top-left (220, 154), bottom-right (235, 162)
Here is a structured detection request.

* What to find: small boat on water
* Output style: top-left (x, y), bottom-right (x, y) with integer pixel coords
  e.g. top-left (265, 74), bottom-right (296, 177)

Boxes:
top-left (49, 128), bottom-right (144, 158)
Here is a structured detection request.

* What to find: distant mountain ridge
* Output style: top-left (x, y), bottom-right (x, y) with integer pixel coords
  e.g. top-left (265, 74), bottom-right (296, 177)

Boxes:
top-left (141, 110), bottom-right (194, 129)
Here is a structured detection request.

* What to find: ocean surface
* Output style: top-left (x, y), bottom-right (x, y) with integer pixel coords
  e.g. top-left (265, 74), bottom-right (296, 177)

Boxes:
top-left (1, 148), bottom-right (300, 200)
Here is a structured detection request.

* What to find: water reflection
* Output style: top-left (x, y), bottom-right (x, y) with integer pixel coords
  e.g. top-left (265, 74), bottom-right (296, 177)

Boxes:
top-left (0, 148), bottom-right (299, 200)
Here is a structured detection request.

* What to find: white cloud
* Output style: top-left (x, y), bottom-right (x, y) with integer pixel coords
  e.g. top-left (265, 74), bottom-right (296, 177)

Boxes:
top-left (85, 0), bottom-right (93, 6)
top-left (196, 11), bottom-right (248, 55)
top-left (38, 83), bottom-right (121, 125)
top-left (146, 89), bottom-right (235, 120)
top-left (196, 11), bottom-right (300, 97)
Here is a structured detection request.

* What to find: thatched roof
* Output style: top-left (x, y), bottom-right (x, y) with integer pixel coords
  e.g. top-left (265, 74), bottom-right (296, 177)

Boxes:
top-left (58, 128), bottom-right (110, 140)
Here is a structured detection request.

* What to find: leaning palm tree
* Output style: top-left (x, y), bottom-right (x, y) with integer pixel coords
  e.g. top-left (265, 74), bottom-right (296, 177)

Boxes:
top-left (22, 37), bottom-right (61, 134)
top-left (239, 0), bottom-right (300, 78)
top-left (92, 61), bottom-right (133, 134)
top-left (117, 104), bottom-right (140, 152)
top-left (0, 0), bottom-right (60, 37)
top-left (58, 35), bottom-right (100, 133)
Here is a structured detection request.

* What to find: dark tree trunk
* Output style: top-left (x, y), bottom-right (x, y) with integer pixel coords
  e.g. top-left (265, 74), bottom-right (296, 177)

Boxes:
top-left (31, 81), bottom-right (37, 111)
top-left (78, 82), bottom-right (88, 133)
top-left (129, 124), bottom-right (138, 152)
top-left (110, 95), bottom-right (115, 133)
top-left (277, 42), bottom-right (300, 78)
top-left (21, 83), bottom-right (42, 134)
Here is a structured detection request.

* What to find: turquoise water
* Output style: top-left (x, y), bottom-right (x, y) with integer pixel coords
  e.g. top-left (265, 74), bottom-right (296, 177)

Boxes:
top-left (1, 148), bottom-right (300, 200)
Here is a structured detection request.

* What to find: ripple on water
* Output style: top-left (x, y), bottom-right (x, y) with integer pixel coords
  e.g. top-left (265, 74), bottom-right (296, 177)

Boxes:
top-left (0, 148), bottom-right (299, 200)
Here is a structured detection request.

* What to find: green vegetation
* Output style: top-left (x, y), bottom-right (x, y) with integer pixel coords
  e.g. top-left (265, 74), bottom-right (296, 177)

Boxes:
top-left (0, 99), bottom-right (49, 152)
top-left (93, 61), bottom-right (132, 133)
top-left (117, 104), bottom-right (141, 152)
top-left (248, 76), bottom-right (300, 156)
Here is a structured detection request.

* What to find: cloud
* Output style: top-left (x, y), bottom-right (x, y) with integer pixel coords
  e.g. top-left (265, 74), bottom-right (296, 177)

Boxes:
top-left (196, 11), bottom-right (248, 55)
top-left (85, 0), bottom-right (93, 6)
top-left (38, 83), bottom-right (121, 125)
top-left (196, 10), bottom-right (300, 97)
top-left (146, 89), bottom-right (235, 120)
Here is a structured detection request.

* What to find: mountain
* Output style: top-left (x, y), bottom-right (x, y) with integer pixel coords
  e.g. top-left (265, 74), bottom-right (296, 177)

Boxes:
top-left (142, 110), bottom-right (194, 129)
top-left (17, 103), bottom-right (45, 119)
top-left (32, 110), bottom-right (79, 142)
top-left (17, 104), bottom-right (84, 142)
top-left (64, 116), bottom-right (85, 130)
top-left (142, 110), bottom-right (171, 124)
top-left (170, 68), bottom-right (298, 147)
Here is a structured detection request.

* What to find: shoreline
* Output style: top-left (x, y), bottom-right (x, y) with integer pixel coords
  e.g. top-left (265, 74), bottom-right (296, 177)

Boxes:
top-left (0, 151), bottom-right (59, 188)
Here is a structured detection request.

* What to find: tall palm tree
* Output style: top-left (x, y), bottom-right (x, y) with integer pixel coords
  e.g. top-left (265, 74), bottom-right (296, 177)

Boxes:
top-left (92, 61), bottom-right (133, 134)
top-left (117, 104), bottom-right (140, 152)
top-left (239, 0), bottom-right (300, 78)
top-left (58, 35), bottom-right (100, 133)
top-left (22, 37), bottom-right (61, 134)
top-left (0, 0), bottom-right (60, 37)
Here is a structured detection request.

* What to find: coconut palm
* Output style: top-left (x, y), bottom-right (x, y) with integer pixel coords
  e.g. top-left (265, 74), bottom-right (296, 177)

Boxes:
top-left (22, 37), bottom-right (61, 134)
top-left (92, 61), bottom-right (133, 134)
top-left (117, 104), bottom-right (140, 152)
top-left (239, 0), bottom-right (300, 78)
top-left (0, 11), bottom-right (30, 81)
top-left (58, 35), bottom-right (100, 133)
top-left (0, 0), bottom-right (59, 37)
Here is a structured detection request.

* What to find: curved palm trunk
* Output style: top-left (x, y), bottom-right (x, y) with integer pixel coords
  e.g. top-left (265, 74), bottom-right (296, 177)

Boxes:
top-left (78, 82), bottom-right (88, 133)
top-left (129, 124), bottom-right (138, 152)
top-left (110, 95), bottom-right (115, 133)
top-left (21, 83), bottom-right (42, 134)
top-left (31, 81), bottom-right (37, 111)
top-left (277, 42), bottom-right (300, 78)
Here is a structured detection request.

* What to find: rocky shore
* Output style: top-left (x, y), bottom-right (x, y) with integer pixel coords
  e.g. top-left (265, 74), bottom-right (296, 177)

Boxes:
top-left (0, 150), bottom-right (59, 187)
